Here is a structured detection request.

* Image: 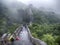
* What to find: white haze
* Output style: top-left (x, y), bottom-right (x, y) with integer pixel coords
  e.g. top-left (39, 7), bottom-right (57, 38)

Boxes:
top-left (1, 0), bottom-right (60, 13)
top-left (1, 0), bottom-right (60, 14)
top-left (17, 0), bottom-right (60, 13)
top-left (0, 0), bottom-right (60, 23)
top-left (1, 0), bottom-right (33, 23)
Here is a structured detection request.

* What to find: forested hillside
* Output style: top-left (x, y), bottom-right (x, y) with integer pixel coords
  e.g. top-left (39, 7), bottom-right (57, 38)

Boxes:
top-left (0, 2), bottom-right (60, 45)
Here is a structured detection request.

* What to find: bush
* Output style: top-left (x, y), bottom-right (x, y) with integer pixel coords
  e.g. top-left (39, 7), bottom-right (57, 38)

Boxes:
top-left (41, 34), bottom-right (57, 45)
top-left (55, 36), bottom-right (60, 45)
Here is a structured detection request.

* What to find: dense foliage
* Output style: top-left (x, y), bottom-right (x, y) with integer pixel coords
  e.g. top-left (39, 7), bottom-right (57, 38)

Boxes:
top-left (0, 3), bottom-right (60, 45)
top-left (29, 23), bottom-right (60, 45)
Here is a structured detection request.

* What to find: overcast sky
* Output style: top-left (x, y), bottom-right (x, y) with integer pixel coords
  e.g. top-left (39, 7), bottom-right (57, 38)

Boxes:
top-left (17, 0), bottom-right (60, 13)
top-left (1, 0), bottom-right (60, 13)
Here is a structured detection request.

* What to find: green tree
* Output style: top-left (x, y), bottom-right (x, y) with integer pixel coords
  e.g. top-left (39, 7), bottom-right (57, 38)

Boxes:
top-left (41, 34), bottom-right (57, 45)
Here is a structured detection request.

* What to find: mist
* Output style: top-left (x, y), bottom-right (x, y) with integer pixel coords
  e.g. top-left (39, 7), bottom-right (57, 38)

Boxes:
top-left (0, 0), bottom-right (33, 24)
top-left (0, 0), bottom-right (60, 45)
top-left (0, 0), bottom-right (60, 24)
top-left (17, 0), bottom-right (60, 14)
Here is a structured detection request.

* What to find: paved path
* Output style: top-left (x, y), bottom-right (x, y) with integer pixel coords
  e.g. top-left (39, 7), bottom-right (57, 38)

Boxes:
top-left (13, 26), bottom-right (33, 45)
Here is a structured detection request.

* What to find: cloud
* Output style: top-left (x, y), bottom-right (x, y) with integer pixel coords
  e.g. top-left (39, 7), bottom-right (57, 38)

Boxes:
top-left (17, 0), bottom-right (60, 13)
